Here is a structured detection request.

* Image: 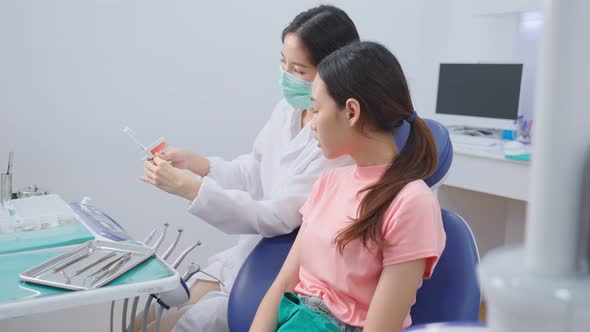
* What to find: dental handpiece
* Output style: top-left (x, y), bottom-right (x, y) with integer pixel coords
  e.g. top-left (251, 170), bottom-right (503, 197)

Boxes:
top-left (151, 222), bottom-right (169, 252)
top-left (128, 223), bottom-right (169, 332)
top-left (142, 226), bottom-right (161, 246)
top-left (172, 241), bottom-right (202, 269)
top-left (162, 229), bottom-right (183, 260)
top-left (179, 262), bottom-right (223, 286)
top-left (182, 262), bottom-right (200, 283)
top-left (127, 224), bottom-right (170, 332)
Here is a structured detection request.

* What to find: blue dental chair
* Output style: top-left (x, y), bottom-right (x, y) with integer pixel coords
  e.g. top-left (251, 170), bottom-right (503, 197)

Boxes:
top-left (227, 119), bottom-right (480, 331)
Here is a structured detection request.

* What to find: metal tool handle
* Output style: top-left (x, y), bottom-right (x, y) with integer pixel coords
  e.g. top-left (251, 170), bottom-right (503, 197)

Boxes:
top-left (73, 252), bottom-right (117, 277)
top-left (52, 252), bottom-right (91, 272)
top-left (90, 253), bottom-right (132, 287)
top-left (86, 253), bottom-right (124, 278)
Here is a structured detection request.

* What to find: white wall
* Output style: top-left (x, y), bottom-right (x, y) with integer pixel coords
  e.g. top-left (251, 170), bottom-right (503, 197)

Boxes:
top-left (0, 1), bottom-right (456, 330)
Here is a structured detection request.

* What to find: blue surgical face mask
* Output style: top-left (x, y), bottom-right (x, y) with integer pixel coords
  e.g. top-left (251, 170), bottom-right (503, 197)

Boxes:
top-left (279, 67), bottom-right (314, 110)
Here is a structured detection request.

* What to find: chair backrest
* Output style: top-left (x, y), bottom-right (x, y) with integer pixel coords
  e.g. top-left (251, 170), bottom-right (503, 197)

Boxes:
top-left (410, 209), bottom-right (480, 325)
top-left (227, 119), bottom-right (456, 331)
top-left (393, 118), bottom-right (453, 189)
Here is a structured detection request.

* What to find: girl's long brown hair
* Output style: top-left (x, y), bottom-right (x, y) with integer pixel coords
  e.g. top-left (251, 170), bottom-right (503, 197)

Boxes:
top-left (317, 41), bottom-right (438, 252)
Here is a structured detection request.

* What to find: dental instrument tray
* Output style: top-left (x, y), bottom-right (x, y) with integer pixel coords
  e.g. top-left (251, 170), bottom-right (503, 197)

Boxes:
top-left (19, 240), bottom-right (155, 291)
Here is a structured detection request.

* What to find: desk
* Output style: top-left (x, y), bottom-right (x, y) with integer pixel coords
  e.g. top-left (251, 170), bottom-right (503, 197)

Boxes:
top-left (445, 144), bottom-right (531, 201)
top-left (438, 142), bottom-right (531, 256)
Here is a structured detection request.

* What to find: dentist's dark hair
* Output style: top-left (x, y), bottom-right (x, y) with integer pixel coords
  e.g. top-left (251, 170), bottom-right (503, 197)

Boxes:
top-left (282, 5), bottom-right (360, 66)
top-left (318, 41), bottom-right (439, 253)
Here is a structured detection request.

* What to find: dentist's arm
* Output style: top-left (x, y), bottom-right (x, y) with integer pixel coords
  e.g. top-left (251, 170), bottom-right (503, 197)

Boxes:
top-left (145, 119), bottom-right (271, 200)
top-left (158, 114), bottom-right (273, 196)
top-left (188, 154), bottom-right (344, 237)
top-left (143, 146), bottom-right (347, 237)
top-left (249, 225), bottom-right (304, 332)
top-left (141, 156), bottom-right (201, 201)
top-left (158, 148), bottom-right (211, 177)
top-left (156, 145), bottom-right (262, 194)
top-left (199, 117), bottom-right (272, 195)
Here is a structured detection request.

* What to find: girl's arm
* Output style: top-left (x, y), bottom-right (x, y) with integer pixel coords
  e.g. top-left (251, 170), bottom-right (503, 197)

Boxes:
top-left (249, 225), bottom-right (306, 332)
top-left (363, 259), bottom-right (426, 332)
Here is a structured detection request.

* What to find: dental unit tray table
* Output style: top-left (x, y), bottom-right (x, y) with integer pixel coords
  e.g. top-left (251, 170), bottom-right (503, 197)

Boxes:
top-left (0, 247), bottom-right (179, 319)
top-left (0, 199), bottom-right (179, 320)
top-left (19, 240), bottom-right (156, 291)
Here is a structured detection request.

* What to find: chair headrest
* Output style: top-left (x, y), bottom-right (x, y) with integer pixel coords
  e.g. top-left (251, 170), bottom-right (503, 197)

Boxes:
top-left (393, 118), bottom-right (453, 188)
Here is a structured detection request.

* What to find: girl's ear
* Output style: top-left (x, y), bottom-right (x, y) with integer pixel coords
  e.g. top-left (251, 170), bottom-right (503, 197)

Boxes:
top-left (345, 98), bottom-right (361, 127)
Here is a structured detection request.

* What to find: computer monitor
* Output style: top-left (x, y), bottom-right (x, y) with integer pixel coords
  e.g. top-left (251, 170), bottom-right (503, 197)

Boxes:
top-left (434, 63), bottom-right (523, 130)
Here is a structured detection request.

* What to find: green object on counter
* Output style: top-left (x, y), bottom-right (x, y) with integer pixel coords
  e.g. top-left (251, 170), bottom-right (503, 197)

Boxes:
top-left (505, 153), bottom-right (531, 162)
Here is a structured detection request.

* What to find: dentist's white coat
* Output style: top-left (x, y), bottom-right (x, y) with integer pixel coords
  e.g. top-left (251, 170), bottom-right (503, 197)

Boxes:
top-left (172, 99), bottom-right (352, 332)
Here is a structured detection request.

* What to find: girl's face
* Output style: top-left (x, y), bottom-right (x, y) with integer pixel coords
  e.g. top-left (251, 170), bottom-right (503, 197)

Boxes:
top-left (280, 33), bottom-right (317, 82)
top-left (310, 76), bottom-right (358, 159)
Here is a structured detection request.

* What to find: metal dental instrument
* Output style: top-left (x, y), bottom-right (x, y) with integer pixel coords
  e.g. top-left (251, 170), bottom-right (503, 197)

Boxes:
top-left (162, 228), bottom-right (183, 260)
top-left (172, 241), bottom-right (202, 269)
top-left (90, 253), bottom-right (132, 287)
top-left (72, 252), bottom-right (117, 277)
top-left (85, 253), bottom-right (124, 279)
top-left (152, 222), bottom-right (169, 252)
top-left (61, 271), bottom-right (71, 284)
top-left (84, 252), bottom-right (130, 287)
top-left (53, 251), bottom-right (92, 272)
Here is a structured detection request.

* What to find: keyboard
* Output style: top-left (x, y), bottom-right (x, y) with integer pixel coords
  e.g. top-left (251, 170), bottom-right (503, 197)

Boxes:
top-left (450, 134), bottom-right (501, 147)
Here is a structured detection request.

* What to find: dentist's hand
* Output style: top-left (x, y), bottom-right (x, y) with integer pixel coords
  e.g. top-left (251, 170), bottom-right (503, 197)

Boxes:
top-left (158, 148), bottom-right (210, 177)
top-left (141, 156), bottom-right (201, 201)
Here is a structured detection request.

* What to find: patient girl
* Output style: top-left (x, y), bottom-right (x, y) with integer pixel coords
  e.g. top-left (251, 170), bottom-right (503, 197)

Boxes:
top-left (250, 41), bottom-right (446, 332)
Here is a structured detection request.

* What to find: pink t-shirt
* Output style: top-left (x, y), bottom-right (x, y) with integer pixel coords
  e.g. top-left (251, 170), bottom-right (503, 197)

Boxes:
top-left (294, 164), bottom-right (446, 328)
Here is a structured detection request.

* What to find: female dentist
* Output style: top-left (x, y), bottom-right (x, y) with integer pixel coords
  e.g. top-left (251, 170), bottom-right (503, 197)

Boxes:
top-left (139, 5), bottom-right (360, 332)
